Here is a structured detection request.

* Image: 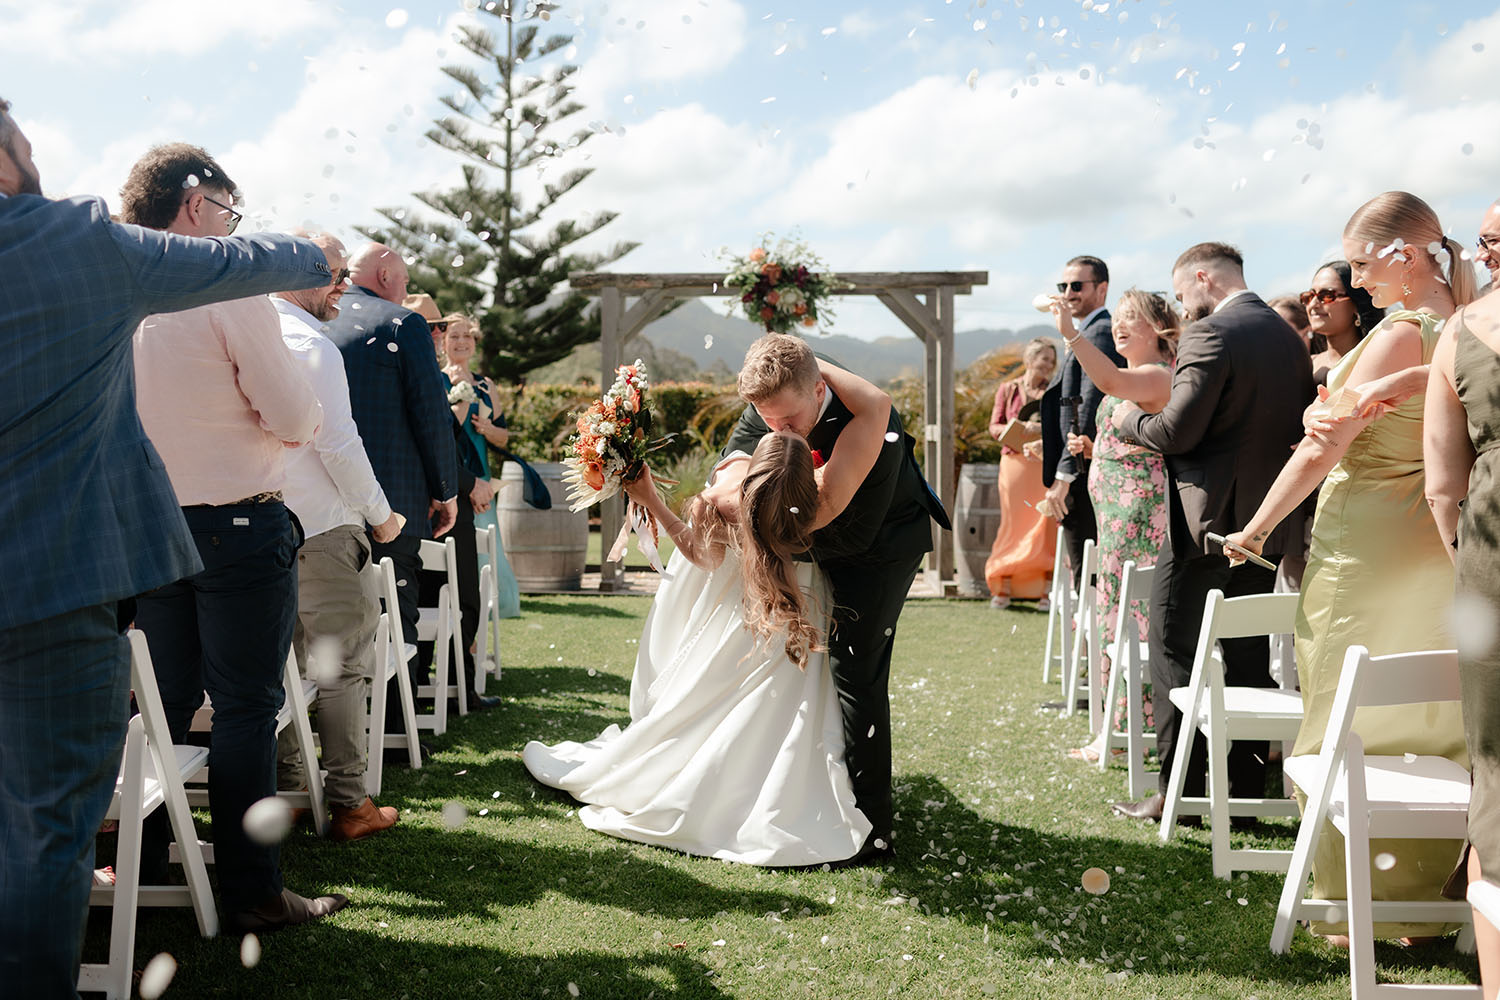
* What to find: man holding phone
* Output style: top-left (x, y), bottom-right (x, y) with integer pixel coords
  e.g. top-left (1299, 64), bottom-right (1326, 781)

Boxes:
top-left (1108, 242), bottom-right (1314, 822)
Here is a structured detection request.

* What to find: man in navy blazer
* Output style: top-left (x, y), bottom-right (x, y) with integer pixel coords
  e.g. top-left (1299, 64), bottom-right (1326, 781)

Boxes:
top-left (322, 243), bottom-right (457, 711)
top-left (0, 99), bottom-right (332, 997)
top-left (1039, 255), bottom-right (1122, 585)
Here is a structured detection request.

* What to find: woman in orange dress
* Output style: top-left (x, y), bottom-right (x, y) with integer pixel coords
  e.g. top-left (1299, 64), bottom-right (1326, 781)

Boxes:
top-left (984, 337), bottom-right (1059, 608)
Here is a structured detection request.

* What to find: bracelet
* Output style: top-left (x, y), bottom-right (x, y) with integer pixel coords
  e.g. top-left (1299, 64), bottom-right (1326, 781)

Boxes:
top-left (1063, 332), bottom-right (1082, 348)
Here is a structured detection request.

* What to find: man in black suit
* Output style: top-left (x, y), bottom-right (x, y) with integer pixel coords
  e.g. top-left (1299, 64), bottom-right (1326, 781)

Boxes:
top-left (722, 335), bottom-right (950, 861)
top-left (1110, 242), bottom-right (1314, 820)
top-left (1040, 255), bottom-right (1123, 584)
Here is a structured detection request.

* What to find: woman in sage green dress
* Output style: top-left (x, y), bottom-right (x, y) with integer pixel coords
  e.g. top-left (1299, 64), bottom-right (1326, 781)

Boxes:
top-left (1226, 191), bottom-right (1478, 942)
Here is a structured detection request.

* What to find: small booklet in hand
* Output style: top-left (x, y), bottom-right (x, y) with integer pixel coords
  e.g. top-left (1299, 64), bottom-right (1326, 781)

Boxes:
top-left (997, 420), bottom-right (1041, 452)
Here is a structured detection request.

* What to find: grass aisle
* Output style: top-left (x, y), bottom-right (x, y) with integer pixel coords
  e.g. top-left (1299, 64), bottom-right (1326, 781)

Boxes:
top-left (115, 596), bottom-right (1479, 998)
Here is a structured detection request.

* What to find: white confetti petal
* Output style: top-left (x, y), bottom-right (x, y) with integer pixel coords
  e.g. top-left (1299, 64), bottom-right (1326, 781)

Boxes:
top-left (139, 953), bottom-right (177, 999)
top-left (242, 796), bottom-right (293, 845)
top-left (387, 342), bottom-right (400, 353)
top-left (385, 8), bottom-right (409, 29)
top-left (884, 431), bottom-right (900, 442)
top-left (442, 800), bottom-right (468, 829)
top-left (1450, 591), bottom-right (1498, 658)
top-left (567, 983), bottom-right (580, 997)
top-left (240, 933), bottom-right (262, 968)
top-left (1375, 852), bottom-right (1397, 871)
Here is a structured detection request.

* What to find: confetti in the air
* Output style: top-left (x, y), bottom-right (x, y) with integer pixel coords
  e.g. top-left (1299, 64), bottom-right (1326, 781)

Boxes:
top-left (385, 8), bottom-right (409, 29)
top-left (1374, 852), bottom-right (1397, 871)
top-left (240, 933), bottom-right (262, 968)
top-left (139, 953), bottom-right (177, 999)
top-left (1450, 591), bottom-right (1498, 658)
top-left (242, 796), bottom-right (294, 845)
top-left (442, 800), bottom-right (468, 829)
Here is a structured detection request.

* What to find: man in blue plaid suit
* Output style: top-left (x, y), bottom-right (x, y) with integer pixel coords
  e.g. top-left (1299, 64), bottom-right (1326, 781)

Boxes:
top-left (323, 243), bottom-right (457, 721)
top-left (0, 99), bottom-right (332, 998)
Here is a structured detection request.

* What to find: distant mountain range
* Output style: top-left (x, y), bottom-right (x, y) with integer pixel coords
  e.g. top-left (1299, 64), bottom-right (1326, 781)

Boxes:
top-left (530, 300), bottom-right (1053, 385)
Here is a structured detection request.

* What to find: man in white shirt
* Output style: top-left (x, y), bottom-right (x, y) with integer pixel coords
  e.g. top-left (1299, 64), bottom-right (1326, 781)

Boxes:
top-left (273, 231), bottom-right (404, 842)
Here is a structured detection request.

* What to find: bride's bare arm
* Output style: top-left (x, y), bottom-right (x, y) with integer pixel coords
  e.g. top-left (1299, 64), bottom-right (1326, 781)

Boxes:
top-left (812, 361), bottom-right (891, 530)
top-left (624, 465), bottom-right (735, 570)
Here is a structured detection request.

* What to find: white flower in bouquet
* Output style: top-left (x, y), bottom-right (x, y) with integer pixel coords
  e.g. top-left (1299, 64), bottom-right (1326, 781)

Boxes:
top-left (447, 380), bottom-right (478, 406)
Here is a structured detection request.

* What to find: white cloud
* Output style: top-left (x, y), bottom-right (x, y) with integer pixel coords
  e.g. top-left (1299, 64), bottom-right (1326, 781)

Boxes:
top-left (0, 0), bottom-right (336, 62)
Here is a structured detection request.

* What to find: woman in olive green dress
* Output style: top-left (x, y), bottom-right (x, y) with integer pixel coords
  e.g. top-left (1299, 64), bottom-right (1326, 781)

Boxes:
top-left (1225, 191), bottom-right (1477, 942)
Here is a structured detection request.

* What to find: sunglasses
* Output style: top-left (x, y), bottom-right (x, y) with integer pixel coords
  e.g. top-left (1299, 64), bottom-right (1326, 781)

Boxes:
top-left (201, 194), bottom-right (243, 235)
top-left (1056, 280), bottom-right (1100, 293)
top-left (431, 321), bottom-right (449, 333)
top-left (329, 267), bottom-right (350, 286)
top-left (1479, 234), bottom-right (1500, 255)
top-left (1299, 288), bottom-right (1349, 306)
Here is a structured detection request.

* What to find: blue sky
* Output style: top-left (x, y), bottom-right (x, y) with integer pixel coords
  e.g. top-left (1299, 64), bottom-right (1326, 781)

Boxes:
top-left (4, 0), bottom-right (1497, 341)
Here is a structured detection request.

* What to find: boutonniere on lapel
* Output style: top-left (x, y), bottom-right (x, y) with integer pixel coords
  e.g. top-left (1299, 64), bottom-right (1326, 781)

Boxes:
top-left (810, 449), bottom-right (826, 469)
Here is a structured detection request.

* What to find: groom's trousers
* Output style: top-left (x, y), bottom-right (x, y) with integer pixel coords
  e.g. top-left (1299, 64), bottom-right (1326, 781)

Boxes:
top-left (823, 554), bottom-right (924, 846)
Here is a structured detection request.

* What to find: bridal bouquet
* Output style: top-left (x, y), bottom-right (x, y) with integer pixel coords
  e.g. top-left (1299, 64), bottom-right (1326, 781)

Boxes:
top-left (721, 234), bottom-right (843, 334)
top-left (560, 360), bottom-right (659, 512)
top-left (446, 378), bottom-right (492, 419)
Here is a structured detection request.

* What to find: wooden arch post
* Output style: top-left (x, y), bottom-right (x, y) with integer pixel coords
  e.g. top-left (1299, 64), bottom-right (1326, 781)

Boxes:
top-left (570, 270), bottom-right (989, 592)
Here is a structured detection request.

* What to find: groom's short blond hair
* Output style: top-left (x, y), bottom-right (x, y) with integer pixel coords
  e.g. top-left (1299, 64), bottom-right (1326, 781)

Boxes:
top-left (738, 334), bottom-right (819, 403)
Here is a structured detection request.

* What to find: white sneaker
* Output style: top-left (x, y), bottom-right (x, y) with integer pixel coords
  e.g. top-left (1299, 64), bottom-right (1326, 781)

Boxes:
top-left (1037, 597), bottom-right (1051, 613)
top-left (989, 595), bottom-right (1011, 609)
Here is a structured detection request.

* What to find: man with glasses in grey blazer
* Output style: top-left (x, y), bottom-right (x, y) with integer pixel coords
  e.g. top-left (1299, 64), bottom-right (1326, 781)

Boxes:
top-left (0, 98), bottom-right (335, 997)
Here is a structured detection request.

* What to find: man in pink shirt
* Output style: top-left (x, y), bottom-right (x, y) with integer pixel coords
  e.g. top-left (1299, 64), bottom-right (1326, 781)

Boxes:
top-left (126, 143), bottom-right (346, 934)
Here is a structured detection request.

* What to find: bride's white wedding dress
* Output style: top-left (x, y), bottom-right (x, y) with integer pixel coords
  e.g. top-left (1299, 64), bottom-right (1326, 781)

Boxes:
top-left (522, 545), bottom-right (871, 866)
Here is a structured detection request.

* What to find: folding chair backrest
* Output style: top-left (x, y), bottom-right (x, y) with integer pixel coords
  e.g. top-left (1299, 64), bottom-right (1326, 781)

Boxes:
top-left (419, 537), bottom-right (456, 576)
top-left (127, 630), bottom-right (176, 749)
top-left (378, 556), bottom-right (407, 649)
top-left (1203, 590), bottom-right (1299, 642)
top-left (1117, 561), bottom-right (1155, 625)
top-left (1319, 645), bottom-right (1462, 761)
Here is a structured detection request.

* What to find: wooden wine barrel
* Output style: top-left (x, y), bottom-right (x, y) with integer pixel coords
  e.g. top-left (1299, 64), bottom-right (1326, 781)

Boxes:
top-left (496, 461), bottom-right (588, 592)
top-left (953, 463), bottom-right (1002, 598)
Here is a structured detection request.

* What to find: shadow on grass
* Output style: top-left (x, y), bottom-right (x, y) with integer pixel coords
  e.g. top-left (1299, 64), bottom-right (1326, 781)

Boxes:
top-left (872, 774), bottom-right (1479, 988)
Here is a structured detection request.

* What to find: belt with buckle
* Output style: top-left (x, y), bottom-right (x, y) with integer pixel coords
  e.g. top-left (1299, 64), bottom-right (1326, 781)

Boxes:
top-left (185, 491), bottom-right (283, 509)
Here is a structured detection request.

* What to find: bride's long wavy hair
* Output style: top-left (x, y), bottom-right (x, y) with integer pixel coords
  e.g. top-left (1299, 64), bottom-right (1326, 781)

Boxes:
top-left (731, 432), bottom-right (823, 669)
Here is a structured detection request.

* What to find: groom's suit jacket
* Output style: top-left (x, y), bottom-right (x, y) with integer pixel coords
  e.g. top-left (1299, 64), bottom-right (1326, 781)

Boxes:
top-left (721, 387), bottom-right (950, 569)
top-left (0, 192), bottom-right (331, 630)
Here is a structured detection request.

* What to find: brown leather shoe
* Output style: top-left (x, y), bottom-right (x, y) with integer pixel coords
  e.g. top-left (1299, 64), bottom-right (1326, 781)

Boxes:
top-left (1110, 792), bottom-right (1166, 821)
top-left (330, 797), bottom-right (399, 842)
top-left (228, 888), bottom-right (348, 934)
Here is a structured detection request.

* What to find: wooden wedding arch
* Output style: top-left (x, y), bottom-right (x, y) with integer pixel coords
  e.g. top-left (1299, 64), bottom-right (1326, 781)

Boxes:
top-left (569, 270), bottom-right (990, 591)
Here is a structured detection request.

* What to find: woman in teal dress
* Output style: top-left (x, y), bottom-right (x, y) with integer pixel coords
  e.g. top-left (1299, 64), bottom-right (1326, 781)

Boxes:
top-left (1227, 191), bottom-right (1478, 942)
top-left (442, 315), bottom-right (521, 618)
top-left (1051, 290), bottom-right (1180, 763)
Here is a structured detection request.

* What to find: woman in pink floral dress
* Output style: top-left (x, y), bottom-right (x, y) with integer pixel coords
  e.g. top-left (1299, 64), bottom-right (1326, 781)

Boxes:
top-left (1050, 290), bottom-right (1179, 763)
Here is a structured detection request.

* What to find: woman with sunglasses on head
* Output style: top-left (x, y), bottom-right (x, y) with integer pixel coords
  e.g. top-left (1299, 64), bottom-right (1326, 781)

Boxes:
top-left (1305, 261), bottom-right (1385, 386)
top-left (1049, 289), bottom-right (1179, 765)
top-left (1224, 191), bottom-right (1477, 946)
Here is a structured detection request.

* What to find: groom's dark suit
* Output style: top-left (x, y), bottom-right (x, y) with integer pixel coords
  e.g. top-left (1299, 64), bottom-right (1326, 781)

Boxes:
top-left (724, 387), bottom-right (950, 845)
top-left (1116, 291), bottom-right (1314, 799)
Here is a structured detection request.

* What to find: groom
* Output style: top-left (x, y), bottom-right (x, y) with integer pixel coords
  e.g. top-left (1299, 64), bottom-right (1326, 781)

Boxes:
top-left (723, 334), bottom-right (950, 861)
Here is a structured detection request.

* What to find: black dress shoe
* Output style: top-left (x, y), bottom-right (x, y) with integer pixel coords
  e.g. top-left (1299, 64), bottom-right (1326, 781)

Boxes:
top-left (459, 691), bottom-right (501, 711)
top-left (228, 888), bottom-right (348, 935)
top-left (1110, 792), bottom-right (1165, 821)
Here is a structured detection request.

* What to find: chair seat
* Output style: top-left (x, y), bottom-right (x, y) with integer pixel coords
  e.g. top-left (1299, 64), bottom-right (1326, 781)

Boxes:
top-left (107, 744), bottom-right (209, 821)
top-left (1171, 684), bottom-right (1303, 722)
top-left (417, 607), bottom-right (439, 641)
top-left (1285, 753), bottom-right (1471, 814)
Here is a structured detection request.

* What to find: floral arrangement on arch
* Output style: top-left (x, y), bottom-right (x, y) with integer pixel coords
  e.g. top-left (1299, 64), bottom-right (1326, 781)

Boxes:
top-left (721, 234), bottom-right (843, 334)
top-left (560, 360), bottom-right (663, 512)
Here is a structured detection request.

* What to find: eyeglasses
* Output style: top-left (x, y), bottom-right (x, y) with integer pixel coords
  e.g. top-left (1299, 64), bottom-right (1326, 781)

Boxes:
top-left (201, 194), bottom-right (242, 235)
top-left (1478, 235), bottom-right (1500, 255)
top-left (330, 267), bottom-right (350, 286)
top-left (1299, 288), bottom-right (1349, 306)
top-left (430, 321), bottom-right (449, 333)
top-left (1056, 280), bottom-right (1100, 293)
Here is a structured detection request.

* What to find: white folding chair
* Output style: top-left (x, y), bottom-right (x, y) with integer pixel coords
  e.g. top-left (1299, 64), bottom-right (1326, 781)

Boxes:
top-left (414, 536), bottom-right (466, 732)
top-left (1468, 879), bottom-right (1500, 935)
top-left (1098, 560), bottom-right (1158, 800)
top-left (1062, 539), bottom-right (1101, 732)
top-left (186, 649), bottom-right (330, 839)
top-left (366, 557), bottom-right (424, 796)
top-left (1159, 589), bottom-right (1304, 878)
top-left (80, 632), bottom-right (217, 999)
top-left (1271, 645), bottom-right (1478, 998)
top-left (1041, 526), bottom-right (1073, 685)
top-left (474, 524), bottom-right (502, 694)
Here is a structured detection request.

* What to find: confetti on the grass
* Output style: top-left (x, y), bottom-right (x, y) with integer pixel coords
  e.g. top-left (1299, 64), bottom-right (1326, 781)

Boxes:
top-left (1081, 867), bottom-right (1110, 895)
top-left (240, 933), bottom-right (261, 968)
top-left (1375, 852), bottom-right (1397, 871)
top-left (442, 800), bottom-right (468, 829)
top-left (243, 796), bottom-right (294, 845)
top-left (385, 9), bottom-right (409, 28)
top-left (567, 983), bottom-right (580, 997)
top-left (139, 953), bottom-right (177, 999)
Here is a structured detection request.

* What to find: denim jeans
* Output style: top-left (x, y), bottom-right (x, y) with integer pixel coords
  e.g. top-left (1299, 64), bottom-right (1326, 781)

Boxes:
top-left (0, 601), bottom-right (131, 998)
top-left (134, 501), bottom-right (300, 913)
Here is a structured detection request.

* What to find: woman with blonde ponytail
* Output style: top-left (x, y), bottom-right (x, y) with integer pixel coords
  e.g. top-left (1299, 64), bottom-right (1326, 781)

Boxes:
top-left (522, 360), bottom-right (894, 867)
top-left (1225, 190), bottom-right (1473, 943)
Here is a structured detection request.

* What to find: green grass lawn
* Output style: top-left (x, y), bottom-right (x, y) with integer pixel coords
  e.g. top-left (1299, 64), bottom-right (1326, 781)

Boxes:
top-left (101, 596), bottom-right (1480, 999)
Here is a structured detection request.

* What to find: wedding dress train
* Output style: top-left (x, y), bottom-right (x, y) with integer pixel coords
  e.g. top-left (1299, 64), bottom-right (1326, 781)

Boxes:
top-left (523, 547), bottom-right (870, 866)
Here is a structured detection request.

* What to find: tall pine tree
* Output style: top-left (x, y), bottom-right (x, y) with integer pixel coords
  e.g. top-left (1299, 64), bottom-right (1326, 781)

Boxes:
top-left (361, 0), bottom-right (636, 381)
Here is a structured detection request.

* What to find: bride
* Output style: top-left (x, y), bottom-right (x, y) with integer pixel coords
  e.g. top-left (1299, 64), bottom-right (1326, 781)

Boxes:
top-left (523, 362), bottom-right (892, 866)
